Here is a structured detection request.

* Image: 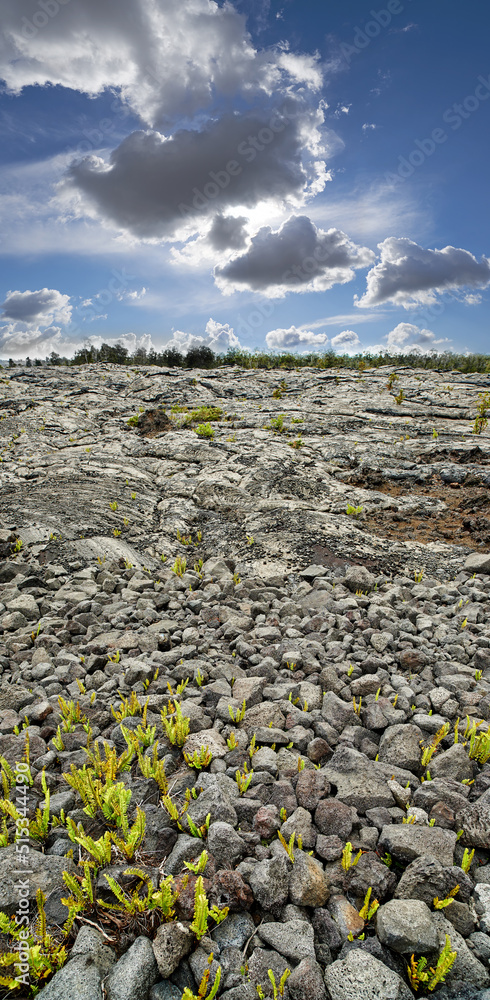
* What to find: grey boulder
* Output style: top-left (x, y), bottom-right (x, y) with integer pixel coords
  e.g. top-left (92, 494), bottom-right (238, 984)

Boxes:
top-left (376, 899), bottom-right (438, 955)
top-left (325, 949), bottom-right (413, 1000)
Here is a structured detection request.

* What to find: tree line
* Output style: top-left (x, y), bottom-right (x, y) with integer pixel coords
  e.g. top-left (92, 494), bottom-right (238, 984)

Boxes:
top-left (7, 344), bottom-right (490, 374)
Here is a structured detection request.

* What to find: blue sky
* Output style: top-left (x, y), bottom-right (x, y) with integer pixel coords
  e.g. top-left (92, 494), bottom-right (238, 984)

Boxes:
top-left (0, 0), bottom-right (489, 359)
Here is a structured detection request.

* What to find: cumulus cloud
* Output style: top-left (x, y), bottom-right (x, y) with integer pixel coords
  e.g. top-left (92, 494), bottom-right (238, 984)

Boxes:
top-left (208, 215), bottom-right (248, 251)
top-left (0, 0), bottom-right (322, 128)
top-left (164, 318), bottom-right (243, 355)
top-left (331, 330), bottom-right (361, 350)
top-left (0, 287), bottom-right (75, 359)
top-left (386, 322), bottom-right (451, 351)
top-left (0, 324), bottom-right (66, 359)
top-left (265, 326), bottom-right (329, 350)
top-left (65, 107), bottom-right (327, 241)
top-left (1, 288), bottom-right (72, 326)
top-left (357, 237), bottom-right (490, 308)
top-left (214, 215), bottom-right (375, 296)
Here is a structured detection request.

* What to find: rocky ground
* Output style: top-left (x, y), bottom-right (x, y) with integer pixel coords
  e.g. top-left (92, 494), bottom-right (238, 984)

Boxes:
top-left (0, 362), bottom-right (489, 1000)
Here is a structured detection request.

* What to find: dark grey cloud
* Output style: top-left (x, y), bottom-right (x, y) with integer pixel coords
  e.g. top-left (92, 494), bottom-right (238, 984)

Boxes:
top-left (214, 215), bottom-right (375, 296)
top-left (358, 237), bottom-right (490, 307)
top-left (1, 288), bottom-right (71, 325)
top-left (66, 110), bottom-right (323, 239)
top-left (208, 214), bottom-right (248, 251)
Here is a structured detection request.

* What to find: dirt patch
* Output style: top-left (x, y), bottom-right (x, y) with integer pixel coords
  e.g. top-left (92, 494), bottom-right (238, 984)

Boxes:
top-left (136, 408), bottom-right (172, 437)
top-left (364, 484), bottom-right (490, 551)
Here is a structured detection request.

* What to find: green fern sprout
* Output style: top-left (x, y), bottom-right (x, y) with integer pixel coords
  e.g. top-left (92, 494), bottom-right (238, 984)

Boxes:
top-left (433, 885), bottom-right (459, 910)
top-left (161, 701), bottom-right (190, 747)
top-left (235, 766), bottom-right (253, 795)
top-left (277, 830), bottom-right (296, 862)
top-left (256, 968), bottom-right (291, 999)
top-left (190, 876), bottom-right (228, 940)
top-left (172, 556), bottom-right (187, 577)
top-left (182, 955), bottom-right (221, 1000)
top-left (184, 747), bottom-right (213, 770)
top-left (184, 850), bottom-right (209, 875)
top-left (408, 935), bottom-right (457, 992)
top-left (228, 700), bottom-right (246, 724)
top-left (359, 886), bottom-right (380, 921)
top-left (341, 841), bottom-right (362, 871)
top-left (346, 504), bottom-right (363, 519)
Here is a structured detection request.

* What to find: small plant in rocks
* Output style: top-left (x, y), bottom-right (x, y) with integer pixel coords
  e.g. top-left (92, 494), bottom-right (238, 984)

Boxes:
top-left (182, 955), bottom-right (221, 1000)
top-left (420, 722), bottom-right (450, 769)
top-left (229, 699), bottom-right (246, 723)
top-left (161, 701), bottom-right (190, 747)
top-left (235, 765), bottom-right (253, 795)
top-left (358, 886), bottom-right (380, 922)
top-left (267, 414), bottom-right (285, 433)
top-left (195, 422), bottom-right (214, 438)
top-left (341, 841), bottom-right (362, 871)
top-left (433, 885), bottom-right (459, 909)
top-left (184, 746), bottom-right (213, 770)
top-left (461, 848), bottom-right (475, 873)
top-left (346, 504), bottom-right (363, 518)
top-left (256, 968), bottom-right (291, 999)
top-left (190, 877), bottom-right (229, 940)
top-left (407, 934), bottom-right (457, 992)
top-left (277, 830), bottom-right (297, 861)
top-left (172, 555), bottom-right (187, 577)
top-left (472, 391), bottom-right (490, 434)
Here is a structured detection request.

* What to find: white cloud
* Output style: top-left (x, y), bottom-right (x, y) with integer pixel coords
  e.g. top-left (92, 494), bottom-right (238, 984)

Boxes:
top-left (1, 287), bottom-right (72, 326)
top-left (0, 323), bottom-right (66, 359)
top-left (331, 330), bottom-right (361, 350)
top-left (215, 214), bottom-right (375, 296)
top-left (0, 285), bottom-right (77, 359)
top-left (362, 123), bottom-right (377, 132)
top-left (164, 318), bottom-right (243, 355)
top-left (385, 322), bottom-right (451, 352)
top-left (265, 325), bottom-right (329, 350)
top-left (0, 0), bottom-right (322, 128)
top-left (357, 237), bottom-right (490, 308)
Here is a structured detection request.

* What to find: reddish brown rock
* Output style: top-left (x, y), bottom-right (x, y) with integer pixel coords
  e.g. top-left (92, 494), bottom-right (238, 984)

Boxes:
top-left (210, 870), bottom-right (253, 911)
top-left (315, 799), bottom-right (354, 841)
top-left (253, 804), bottom-right (281, 839)
top-left (296, 769), bottom-right (330, 811)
